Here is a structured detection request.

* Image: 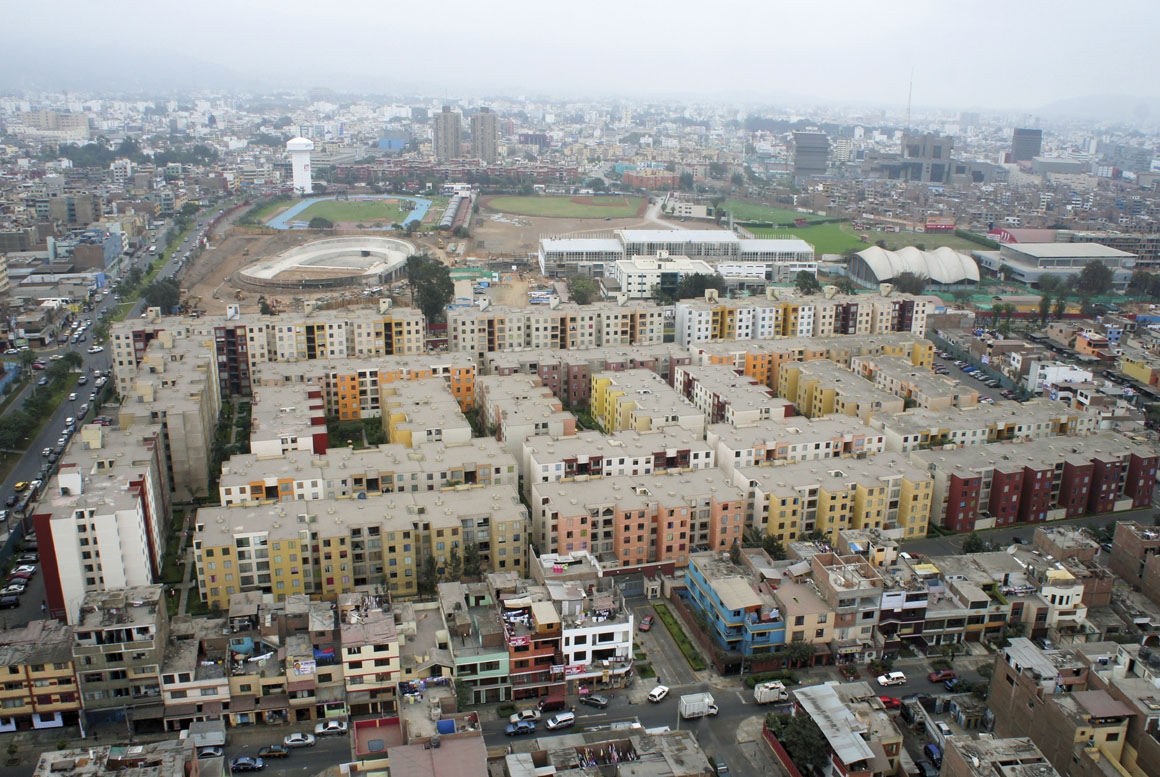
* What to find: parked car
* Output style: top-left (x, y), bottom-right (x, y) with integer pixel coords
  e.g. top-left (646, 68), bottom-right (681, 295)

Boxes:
top-left (579, 694), bottom-right (609, 709)
top-left (12, 566), bottom-right (36, 577)
top-left (545, 712), bottom-right (576, 730)
top-left (647, 685), bottom-right (670, 703)
top-left (505, 720), bottom-right (537, 737)
top-left (0, 586), bottom-right (25, 597)
top-left (509, 709), bottom-right (542, 724)
top-left (197, 747), bottom-right (224, 759)
top-left (927, 670), bottom-right (956, 683)
top-left (878, 696), bottom-right (902, 709)
top-left (4, 495), bottom-right (15, 507)
top-left (944, 677), bottom-right (964, 692)
top-left (314, 719), bottom-right (348, 736)
top-left (76, 376), bottom-right (88, 385)
top-left (283, 732), bottom-right (316, 748)
top-left (229, 756), bottom-right (265, 772)
top-left (87, 346), bottom-right (104, 354)
top-left (639, 614), bottom-right (654, 631)
top-left (257, 745), bottom-right (289, 759)
top-left (877, 672), bottom-right (908, 687)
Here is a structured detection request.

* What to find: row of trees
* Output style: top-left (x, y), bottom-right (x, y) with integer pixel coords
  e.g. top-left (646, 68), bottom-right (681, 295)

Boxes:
top-left (0, 351), bottom-right (84, 450)
top-left (415, 543), bottom-right (486, 597)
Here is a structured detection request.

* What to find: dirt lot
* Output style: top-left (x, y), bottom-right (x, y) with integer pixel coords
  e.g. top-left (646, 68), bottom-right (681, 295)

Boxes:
top-left (183, 229), bottom-right (318, 315)
top-left (470, 210), bottom-right (654, 257)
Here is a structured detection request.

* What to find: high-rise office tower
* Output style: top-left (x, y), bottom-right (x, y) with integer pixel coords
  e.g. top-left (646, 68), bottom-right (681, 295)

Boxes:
top-left (433, 106), bottom-right (462, 162)
top-left (470, 107), bottom-right (499, 164)
top-left (1011, 128), bottom-right (1043, 162)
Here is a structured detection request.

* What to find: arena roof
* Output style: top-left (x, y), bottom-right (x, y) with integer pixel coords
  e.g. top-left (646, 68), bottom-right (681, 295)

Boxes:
top-left (854, 245), bottom-right (979, 285)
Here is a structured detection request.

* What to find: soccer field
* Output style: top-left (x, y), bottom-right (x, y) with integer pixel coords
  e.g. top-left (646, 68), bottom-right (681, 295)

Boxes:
top-left (296, 199), bottom-right (411, 225)
top-left (752, 223), bottom-right (984, 255)
top-left (485, 195), bottom-right (645, 219)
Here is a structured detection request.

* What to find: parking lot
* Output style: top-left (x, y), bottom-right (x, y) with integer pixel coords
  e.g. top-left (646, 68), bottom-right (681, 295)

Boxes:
top-left (932, 350), bottom-right (1016, 404)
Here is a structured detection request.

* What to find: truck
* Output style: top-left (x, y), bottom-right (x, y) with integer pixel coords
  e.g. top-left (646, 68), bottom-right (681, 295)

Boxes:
top-left (753, 681), bottom-right (790, 705)
top-left (678, 692), bottom-right (718, 720)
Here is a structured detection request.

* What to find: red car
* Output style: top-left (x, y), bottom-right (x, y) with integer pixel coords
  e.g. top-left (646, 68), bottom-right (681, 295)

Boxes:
top-left (928, 670), bottom-right (956, 683)
top-left (639, 615), bottom-right (654, 632)
top-left (878, 696), bottom-right (902, 709)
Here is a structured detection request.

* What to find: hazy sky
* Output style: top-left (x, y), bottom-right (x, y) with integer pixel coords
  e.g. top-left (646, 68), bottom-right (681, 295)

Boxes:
top-left (8, 0), bottom-right (1160, 111)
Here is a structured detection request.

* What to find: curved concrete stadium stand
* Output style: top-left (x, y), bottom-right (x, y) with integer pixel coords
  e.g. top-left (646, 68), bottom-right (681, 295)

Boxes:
top-left (238, 236), bottom-right (414, 290)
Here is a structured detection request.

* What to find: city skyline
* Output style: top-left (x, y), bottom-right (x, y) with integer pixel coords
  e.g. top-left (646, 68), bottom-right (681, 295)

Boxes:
top-left (4, 0), bottom-right (1160, 118)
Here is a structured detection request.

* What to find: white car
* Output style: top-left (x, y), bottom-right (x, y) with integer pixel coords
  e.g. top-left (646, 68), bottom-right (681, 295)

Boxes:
top-left (877, 672), bottom-right (908, 687)
top-left (509, 709), bottom-right (542, 725)
top-left (68, 393), bottom-right (77, 401)
top-left (282, 732), bottom-right (316, 748)
top-left (647, 685), bottom-right (670, 703)
top-left (314, 719), bottom-right (348, 736)
top-left (87, 346), bottom-right (104, 354)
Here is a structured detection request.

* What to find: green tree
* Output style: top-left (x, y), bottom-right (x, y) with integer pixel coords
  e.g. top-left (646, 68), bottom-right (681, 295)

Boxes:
top-left (445, 545), bottom-right (462, 582)
top-left (678, 172), bottom-right (694, 191)
top-left (962, 533), bottom-right (987, 554)
top-left (783, 639), bottom-right (816, 667)
top-left (658, 274), bottom-right (726, 304)
top-left (406, 254), bottom-right (454, 325)
top-left (892, 271), bottom-right (929, 295)
top-left (569, 276), bottom-right (598, 305)
top-left (730, 172), bottom-right (746, 188)
top-left (1039, 295), bottom-right (1051, 325)
top-left (417, 555), bottom-right (439, 597)
top-left (258, 296), bottom-right (275, 316)
top-left (794, 271), bottom-right (822, 295)
top-left (765, 713), bottom-right (829, 772)
top-left (952, 288), bottom-right (973, 306)
top-left (308, 217), bottom-right (334, 229)
top-left (708, 162), bottom-right (727, 179)
top-left (1053, 296), bottom-right (1068, 318)
top-left (60, 351), bottom-right (83, 371)
top-left (462, 543), bottom-right (484, 579)
top-left (18, 350), bottom-right (36, 371)
top-left (832, 276), bottom-right (859, 295)
top-left (583, 178), bottom-right (607, 192)
top-left (729, 538), bottom-right (742, 565)
top-left (763, 535), bottom-right (787, 561)
top-left (1072, 261), bottom-right (1114, 311)
top-left (144, 279), bottom-right (181, 313)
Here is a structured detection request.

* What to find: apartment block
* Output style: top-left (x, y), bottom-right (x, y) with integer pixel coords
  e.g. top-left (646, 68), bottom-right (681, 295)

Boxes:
top-left (249, 384), bottom-right (328, 456)
top-left (1108, 521), bottom-right (1160, 591)
top-left (850, 354), bottom-right (978, 410)
top-left (941, 738), bottom-right (1061, 777)
top-left (869, 399), bottom-right (1097, 454)
top-left (485, 343), bottom-right (692, 409)
top-left (475, 375), bottom-right (576, 458)
top-left (528, 553), bottom-right (635, 693)
top-left (684, 549), bottom-right (786, 658)
top-left (490, 574), bottom-right (564, 701)
top-left (531, 470), bottom-right (745, 568)
top-left (33, 740), bottom-right (197, 777)
top-left (741, 452), bottom-right (934, 542)
top-left (915, 435), bottom-right (1158, 534)
top-left (73, 586), bottom-right (168, 721)
top-left (382, 379), bottom-right (472, 448)
top-left (672, 363), bottom-right (791, 426)
top-left (708, 417), bottom-right (885, 478)
top-left (987, 639), bottom-right (1131, 777)
top-left (590, 369), bottom-right (705, 435)
top-left (195, 485), bottom-right (529, 609)
top-left (777, 359), bottom-right (905, 420)
top-left (520, 426), bottom-right (715, 501)
top-left (36, 424), bottom-right (172, 624)
top-left (339, 594), bottom-right (400, 717)
top-left (449, 301), bottom-right (664, 358)
top-left (810, 553), bottom-right (884, 662)
top-left (217, 439), bottom-right (518, 506)
top-left (117, 330), bottom-right (221, 499)
top-left (438, 581), bottom-right (511, 704)
top-left (159, 622), bottom-right (230, 732)
top-left (252, 352), bottom-right (478, 417)
top-left (0, 620), bottom-right (80, 733)
top-left (689, 332), bottom-right (934, 393)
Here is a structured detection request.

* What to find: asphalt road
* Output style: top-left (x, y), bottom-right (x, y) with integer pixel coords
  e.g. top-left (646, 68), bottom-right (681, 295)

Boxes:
top-left (224, 732), bottom-right (352, 776)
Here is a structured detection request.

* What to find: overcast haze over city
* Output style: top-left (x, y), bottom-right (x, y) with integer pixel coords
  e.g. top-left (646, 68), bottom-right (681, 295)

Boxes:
top-left (6, 0), bottom-right (1160, 116)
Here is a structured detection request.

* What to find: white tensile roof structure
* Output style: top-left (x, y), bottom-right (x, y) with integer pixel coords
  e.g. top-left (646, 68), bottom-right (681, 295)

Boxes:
top-left (854, 245), bottom-right (979, 285)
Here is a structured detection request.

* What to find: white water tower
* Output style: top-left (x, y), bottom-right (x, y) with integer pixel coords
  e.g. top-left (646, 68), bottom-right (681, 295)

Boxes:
top-left (287, 137), bottom-right (314, 195)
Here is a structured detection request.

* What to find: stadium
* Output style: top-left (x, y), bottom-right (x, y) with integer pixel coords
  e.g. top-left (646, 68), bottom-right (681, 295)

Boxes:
top-left (238, 236), bottom-right (413, 291)
top-left (847, 245), bottom-right (980, 290)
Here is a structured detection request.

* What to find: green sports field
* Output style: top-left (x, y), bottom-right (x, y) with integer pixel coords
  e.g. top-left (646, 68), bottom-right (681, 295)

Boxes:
top-left (752, 223), bottom-right (984, 256)
top-left (722, 199), bottom-right (827, 225)
top-left (296, 199), bottom-right (411, 225)
top-left (485, 195), bottom-right (645, 219)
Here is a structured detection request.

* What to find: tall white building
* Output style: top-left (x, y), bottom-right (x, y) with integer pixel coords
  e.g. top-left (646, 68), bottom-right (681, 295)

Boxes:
top-left (287, 137), bottom-right (314, 195)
